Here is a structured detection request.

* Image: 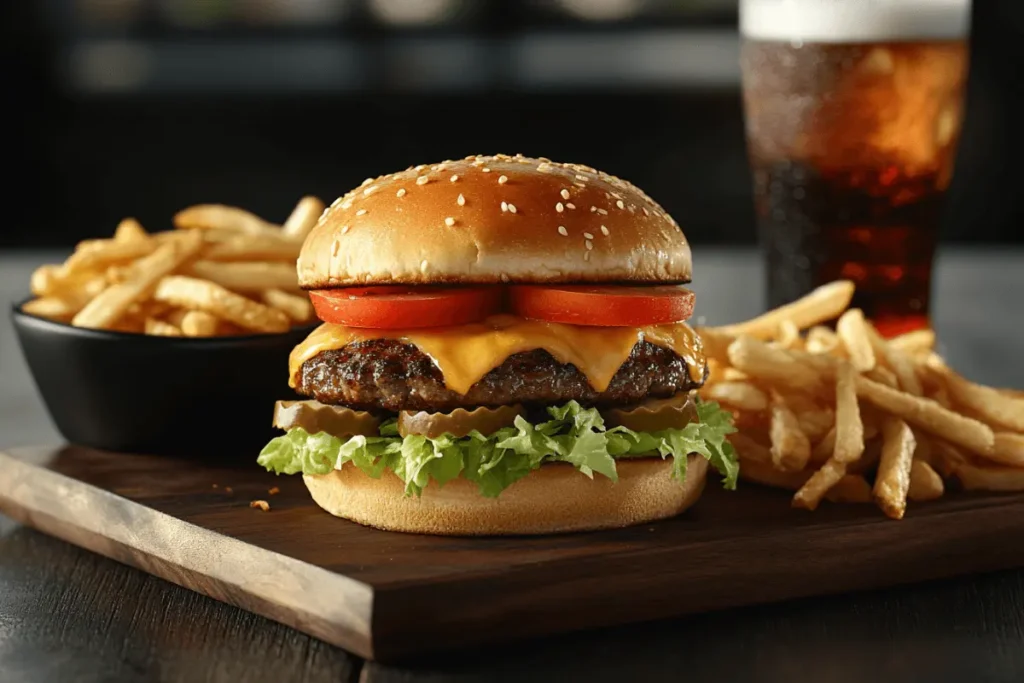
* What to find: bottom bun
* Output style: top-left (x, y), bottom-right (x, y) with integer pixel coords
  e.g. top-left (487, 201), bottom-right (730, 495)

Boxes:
top-left (303, 455), bottom-right (708, 536)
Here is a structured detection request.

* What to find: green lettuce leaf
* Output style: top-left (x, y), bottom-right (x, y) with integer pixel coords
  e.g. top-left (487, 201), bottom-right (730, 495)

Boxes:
top-left (258, 400), bottom-right (739, 498)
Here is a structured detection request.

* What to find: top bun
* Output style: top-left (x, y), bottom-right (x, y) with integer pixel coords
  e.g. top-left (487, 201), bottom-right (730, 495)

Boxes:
top-left (298, 154), bottom-right (691, 288)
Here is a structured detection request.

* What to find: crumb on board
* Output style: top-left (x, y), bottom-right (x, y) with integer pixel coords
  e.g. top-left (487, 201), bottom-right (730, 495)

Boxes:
top-left (268, 487), bottom-right (280, 496)
top-left (250, 500), bottom-right (270, 512)
top-left (224, 487), bottom-right (233, 494)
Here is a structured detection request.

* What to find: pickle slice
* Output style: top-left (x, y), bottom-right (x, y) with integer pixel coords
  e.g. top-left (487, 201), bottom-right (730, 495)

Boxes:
top-left (273, 400), bottom-right (380, 439)
top-left (398, 405), bottom-right (525, 439)
top-left (603, 392), bottom-right (697, 432)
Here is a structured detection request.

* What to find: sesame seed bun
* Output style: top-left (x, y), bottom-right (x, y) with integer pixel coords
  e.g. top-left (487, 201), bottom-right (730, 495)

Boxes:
top-left (298, 154), bottom-right (691, 288)
top-left (302, 455), bottom-right (707, 536)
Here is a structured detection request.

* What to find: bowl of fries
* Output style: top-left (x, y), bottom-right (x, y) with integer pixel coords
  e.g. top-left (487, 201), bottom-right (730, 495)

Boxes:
top-left (697, 281), bottom-right (1024, 519)
top-left (11, 197), bottom-right (328, 456)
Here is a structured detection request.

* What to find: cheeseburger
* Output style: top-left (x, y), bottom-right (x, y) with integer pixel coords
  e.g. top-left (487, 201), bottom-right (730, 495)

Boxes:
top-left (259, 154), bottom-right (737, 535)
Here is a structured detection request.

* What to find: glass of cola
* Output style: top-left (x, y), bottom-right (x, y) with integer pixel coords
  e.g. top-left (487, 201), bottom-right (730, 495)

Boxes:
top-left (739, 0), bottom-right (971, 335)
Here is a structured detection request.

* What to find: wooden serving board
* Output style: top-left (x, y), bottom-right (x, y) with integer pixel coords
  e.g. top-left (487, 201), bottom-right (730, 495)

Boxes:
top-left (3, 445), bottom-right (1024, 663)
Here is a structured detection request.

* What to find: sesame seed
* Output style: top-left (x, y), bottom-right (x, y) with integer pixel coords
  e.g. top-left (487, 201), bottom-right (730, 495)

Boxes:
top-left (508, 203), bottom-right (517, 214)
top-left (558, 226), bottom-right (568, 236)
top-left (341, 200), bottom-right (353, 210)
top-left (363, 185), bottom-right (377, 196)
top-left (538, 163), bottom-right (553, 173)
top-left (600, 225), bottom-right (609, 236)
top-left (575, 174), bottom-right (587, 181)
top-left (583, 232), bottom-right (594, 239)
top-left (341, 225), bottom-right (350, 234)
top-left (414, 164), bottom-right (427, 172)
top-left (590, 206), bottom-right (597, 213)
top-left (482, 167), bottom-right (491, 173)
top-left (457, 193), bottom-right (465, 206)
top-left (642, 207), bottom-right (650, 216)
top-left (356, 208), bottom-right (367, 216)
top-left (560, 189), bottom-right (570, 200)
top-left (450, 174), bottom-right (459, 182)
top-left (396, 188), bottom-right (407, 198)
top-left (501, 201), bottom-right (508, 212)
top-left (445, 217), bottom-right (456, 227)
top-left (498, 175), bottom-right (508, 184)
top-left (332, 240), bottom-right (340, 256)
top-left (616, 200), bottom-right (625, 209)
top-left (597, 208), bottom-right (608, 215)
top-left (574, 181), bottom-right (586, 188)
top-left (361, 178), bottom-right (374, 186)
top-left (584, 251), bottom-right (591, 261)
top-left (420, 259), bottom-right (429, 273)
top-left (556, 202), bottom-right (564, 213)
top-left (566, 203), bottom-right (576, 210)
top-left (585, 240), bottom-right (593, 250)
top-left (416, 176), bottom-right (430, 185)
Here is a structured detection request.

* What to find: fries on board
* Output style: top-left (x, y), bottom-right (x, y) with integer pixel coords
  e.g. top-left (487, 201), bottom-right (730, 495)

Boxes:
top-left (23, 197), bottom-right (324, 336)
top-left (698, 281), bottom-right (1024, 519)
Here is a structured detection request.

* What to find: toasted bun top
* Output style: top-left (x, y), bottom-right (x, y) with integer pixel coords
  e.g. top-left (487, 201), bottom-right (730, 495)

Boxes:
top-left (298, 154), bottom-right (691, 288)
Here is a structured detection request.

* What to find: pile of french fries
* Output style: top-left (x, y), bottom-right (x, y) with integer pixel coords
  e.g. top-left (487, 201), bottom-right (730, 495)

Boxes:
top-left (23, 197), bottom-right (326, 337)
top-left (697, 281), bottom-right (1024, 519)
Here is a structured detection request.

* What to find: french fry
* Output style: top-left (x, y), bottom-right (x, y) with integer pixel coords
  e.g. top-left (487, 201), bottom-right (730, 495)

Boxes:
top-left (30, 265), bottom-right (65, 297)
top-left (930, 439), bottom-right (967, 478)
top-left (865, 365), bottom-right (899, 389)
top-left (282, 196), bottom-right (325, 241)
top-left (697, 327), bottom-right (734, 363)
top-left (825, 475), bottom-right (873, 504)
top-left (865, 323), bottom-right (922, 395)
top-left (908, 460), bottom-right (944, 501)
top-left (889, 329), bottom-right (935, 356)
top-left (113, 218), bottom-right (148, 243)
top-left (72, 232), bottom-right (204, 330)
top-left (953, 461), bottom-right (1024, 492)
top-left (774, 319), bottom-right (802, 350)
top-left (186, 261), bottom-right (300, 293)
top-left (721, 367), bottom-right (751, 382)
top-left (703, 382), bottom-right (769, 412)
top-left (873, 418), bottom-right (916, 520)
top-left (805, 325), bottom-right (840, 355)
top-left (714, 280), bottom-right (854, 339)
top-left (926, 357), bottom-right (1024, 432)
top-left (811, 426), bottom-right (836, 465)
top-left (769, 391), bottom-right (811, 472)
top-left (21, 297), bottom-right (78, 322)
top-left (729, 432), bottom-right (773, 465)
top-left (833, 362), bottom-right (865, 464)
top-left (836, 309), bottom-right (876, 372)
top-left (728, 336), bottom-right (824, 392)
top-left (174, 204), bottom-right (282, 238)
top-left (145, 318), bottom-right (182, 336)
top-left (202, 235), bottom-right (303, 262)
top-left (854, 375), bottom-right (995, 456)
top-left (990, 433), bottom-right (1024, 467)
top-left (181, 310), bottom-right (220, 337)
top-left (261, 288), bottom-right (314, 324)
top-left (64, 238), bottom-right (156, 276)
top-left (739, 458), bottom-right (811, 490)
top-left (793, 459), bottom-right (847, 511)
top-left (796, 408), bottom-right (834, 442)
top-left (153, 275), bottom-right (290, 333)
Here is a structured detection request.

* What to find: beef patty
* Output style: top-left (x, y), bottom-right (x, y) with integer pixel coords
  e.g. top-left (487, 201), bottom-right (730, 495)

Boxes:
top-left (297, 339), bottom-right (706, 412)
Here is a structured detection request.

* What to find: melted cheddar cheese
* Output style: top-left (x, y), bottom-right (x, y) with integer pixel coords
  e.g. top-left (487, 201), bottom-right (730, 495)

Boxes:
top-left (289, 314), bottom-right (705, 395)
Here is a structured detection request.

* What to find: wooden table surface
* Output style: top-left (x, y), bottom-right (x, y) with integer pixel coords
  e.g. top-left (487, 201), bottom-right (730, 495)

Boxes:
top-left (2, 248), bottom-right (1023, 683)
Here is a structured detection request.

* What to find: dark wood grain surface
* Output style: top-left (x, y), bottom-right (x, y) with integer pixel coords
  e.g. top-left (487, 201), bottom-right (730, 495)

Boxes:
top-left (3, 249), bottom-right (1024, 682)
top-left (6, 442), bottom-right (1024, 668)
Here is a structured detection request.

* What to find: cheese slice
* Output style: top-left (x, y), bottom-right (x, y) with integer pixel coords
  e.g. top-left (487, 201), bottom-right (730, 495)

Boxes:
top-left (289, 314), bottom-right (705, 395)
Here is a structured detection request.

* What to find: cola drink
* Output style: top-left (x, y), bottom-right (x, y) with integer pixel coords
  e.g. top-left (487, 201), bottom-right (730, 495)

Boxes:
top-left (740, 0), bottom-right (970, 335)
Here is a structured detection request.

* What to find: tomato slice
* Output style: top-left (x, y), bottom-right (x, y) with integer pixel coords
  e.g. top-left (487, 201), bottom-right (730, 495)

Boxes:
top-left (509, 285), bottom-right (695, 326)
top-left (309, 286), bottom-right (503, 329)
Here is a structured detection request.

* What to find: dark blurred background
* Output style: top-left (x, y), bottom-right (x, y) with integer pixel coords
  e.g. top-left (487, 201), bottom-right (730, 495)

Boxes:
top-left (4, 0), bottom-right (1022, 248)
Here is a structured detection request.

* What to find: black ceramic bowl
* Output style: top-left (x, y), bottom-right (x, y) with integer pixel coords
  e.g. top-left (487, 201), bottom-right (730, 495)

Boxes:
top-left (11, 300), bottom-right (315, 458)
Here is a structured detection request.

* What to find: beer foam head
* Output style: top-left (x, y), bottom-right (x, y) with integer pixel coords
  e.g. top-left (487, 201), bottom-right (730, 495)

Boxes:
top-left (740, 0), bottom-right (970, 42)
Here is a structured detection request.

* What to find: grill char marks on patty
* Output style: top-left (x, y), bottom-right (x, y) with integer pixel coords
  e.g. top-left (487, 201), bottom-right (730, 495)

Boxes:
top-left (297, 339), bottom-right (706, 413)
